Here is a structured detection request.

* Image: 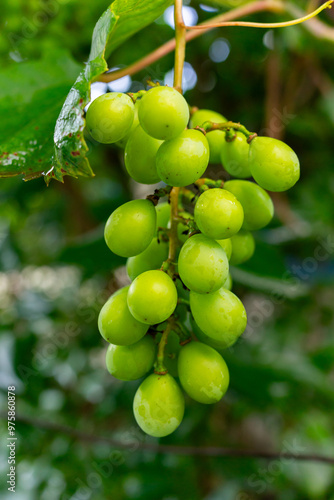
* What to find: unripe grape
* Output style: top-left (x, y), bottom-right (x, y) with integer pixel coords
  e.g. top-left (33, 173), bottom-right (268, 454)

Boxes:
top-left (216, 238), bottom-right (232, 260)
top-left (178, 342), bottom-right (229, 404)
top-left (194, 188), bottom-right (244, 239)
top-left (127, 270), bottom-right (178, 324)
top-left (98, 286), bottom-right (148, 345)
top-left (125, 125), bottom-right (162, 184)
top-left (104, 199), bottom-right (156, 257)
top-left (249, 137), bottom-right (300, 192)
top-left (191, 316), bottom-right (226, 353)
top-left (223, 273), bottom-right (233, 290)
top-left (116, 101), bottom-right (139, 148)
top-left (86, 92), bottom-right (134, 144)
top-left (138, 86), bottom-right (189, 140)
top-left (230, 230), bottom-right (255, 265)
top-left (156, 129), bottom-right (210, 187)
top-left (133, 373), bottom-right (185, 437)
top-left (126, 237), bottom-right (169, 281)
top-left (156, 202), bottom-right (170, 230)
top-left (224, 180), bottom-right (274, 231)
top-left (190, 288), bottom-right (247, 348)
top-left (105, 335), bottom-right (156, 381)
top-left (220, 131), bottom-right (251, 178)
top-left (190, 109), bottom-right (227, 164)
top-left (178, 234), bottom-right (229, 294)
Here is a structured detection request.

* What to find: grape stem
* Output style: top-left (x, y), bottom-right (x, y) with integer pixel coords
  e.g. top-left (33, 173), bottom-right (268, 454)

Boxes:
top-left (173, 0), bottom-right (186, 92)
top-left (146, 185), bottom-right (173, 206)
top-left (196, 121), bottom-right (257, 143)
top-left (162, 186), bottom-right (180, 277)
top-left (155, 318), bottom-right (174, 374)
top-left (194, 178), bottom-right (225, 191)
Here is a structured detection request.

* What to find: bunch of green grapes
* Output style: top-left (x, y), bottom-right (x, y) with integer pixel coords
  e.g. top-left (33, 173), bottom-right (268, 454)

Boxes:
top-left (87, 85), bottom-right (300, 438)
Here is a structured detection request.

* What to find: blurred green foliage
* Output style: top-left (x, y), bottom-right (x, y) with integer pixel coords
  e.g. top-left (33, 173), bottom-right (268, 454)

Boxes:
top-left (1, 0), bottom-right (334, 499)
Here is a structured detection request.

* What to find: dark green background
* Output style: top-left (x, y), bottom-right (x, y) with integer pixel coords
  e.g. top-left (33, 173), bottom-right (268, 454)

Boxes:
top-left (1, 0), bottom-right (334, 499)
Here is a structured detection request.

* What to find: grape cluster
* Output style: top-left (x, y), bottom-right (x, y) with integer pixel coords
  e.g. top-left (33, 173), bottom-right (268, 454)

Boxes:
top-left (87, 85), bottom-right (300, 438)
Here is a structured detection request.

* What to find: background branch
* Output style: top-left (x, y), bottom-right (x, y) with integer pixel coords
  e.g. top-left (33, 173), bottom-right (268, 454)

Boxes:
top-left (3, 412), bottom-right (334, 465)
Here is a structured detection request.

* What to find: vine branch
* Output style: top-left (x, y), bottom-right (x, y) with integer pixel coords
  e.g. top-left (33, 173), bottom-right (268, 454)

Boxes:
top-left (183, 0), bottom-right (333, 30)
top-left (4, 412), bottom-right (334, 465)
top-left (96, 0), bottom-right (334, 83)
top-left (173, 0), bottom-right (186, 92)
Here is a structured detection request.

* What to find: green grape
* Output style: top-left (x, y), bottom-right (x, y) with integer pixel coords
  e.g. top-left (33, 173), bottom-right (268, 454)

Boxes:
top-left (223, 273), bottom-right (233, 290)
top-left (138, 86), bottom-right (189, 140)
top-left (178, 233), bottom-right (229, 294)
top-left (224, 180), bottom-right (274, 231)
top-left (86, 92), bottom-right (134, 144)
top-left (104, 199), bottom-right (156, 258)
top-left (178, 342), bottom-right (229, 404)
top-left (191, 316), bottom-right (226, 353)
top-left (157, 330), bottom-right (181, 377)
top-left (220, 131), bottom-right (251, 178)
top-left (126, 238), bottom-right (169, 281)
top-left (127, 270), bottom-right (178, 325)
top-left (124, 125), bottom-right (162, 184)
top-left (230, 230), bottom-right (255, 265)
top-left (190, 287), bottom-right (247, 348)
top-left (194, 188), bottom-right (244, 239)
top-left (249, 137), bottom-right (300, 192)
top-left (98, 286), bottom-right (148, 345)
top-left (133, 373), bottom-right (185, 437)
top-left (156, 201), bottom-right (170, 231)
top-left (116, 101), bottom-right (139, 148)
top-left (156, 129), bottom-right (210, 187)
top-left (105, 335), bottom-right (156, 381)
top-left (216, 238), bottom-right (232, 260)
top-left (190, 109), bottom-right (227, 164)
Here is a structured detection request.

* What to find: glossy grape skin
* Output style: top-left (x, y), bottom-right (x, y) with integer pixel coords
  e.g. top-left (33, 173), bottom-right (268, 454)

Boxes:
top-left (190, 288), bottom-right (247, 348)
top-left (104, 199), bottom-right (156, 258)
top-left (220, 131), bottom-right (251, 178)
top-left (116, 101), bottom-right (139, 148)
top-left (98, 286), bottom-right (148, 345)
top-left (194, 188), bottom-right (244, 239)
top-left (156, 202), bottom-right (170, 231)
top-left (178, 342), bottom-right (229, 404)
top-left (230, 230), bottom-right (255, 265)
top-left (191, 316), bottom-right (226, 353)
top-left (126, 238), bottom-right (169, 281)
top-left (190, 109), bottom-right (227, 164)
top-left (125, 126), bottom-right (162, 184)
top-left (156, 129), bottom-right (210, 187)
top-left (178, 234), bottom-right (229, 294)
top-left (127, 270), bottom-right (178, 325)
top-left (133, 373), bottom-right (185, 437)
top-left (224, 180), bottom-right (274, 231)
top-left (106, 335), bottom-right (156, 381)
top-left (249, 137), bottom-right (300, 192)
top-left (138, 86), bottom-right (189, 140)
top-left (216, 238), bottom-right (232, 260)
top-left (86, 92), bottom-right (134, 144)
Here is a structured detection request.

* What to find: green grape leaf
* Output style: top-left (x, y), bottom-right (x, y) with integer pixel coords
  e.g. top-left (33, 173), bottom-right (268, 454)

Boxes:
top-left (0, 0), bottom-right (172, 183)
top-left (0, 51), bottom-right (82, 181)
